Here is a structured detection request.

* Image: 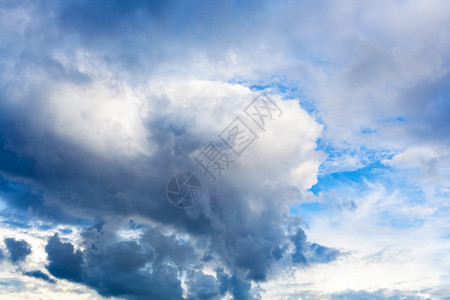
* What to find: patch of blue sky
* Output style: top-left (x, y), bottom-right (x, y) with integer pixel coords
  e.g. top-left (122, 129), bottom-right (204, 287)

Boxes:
top-left (379, 116), bottom-right (407, 124)
top-left (370, 178), bottom-right (430, 230)
top-left (290, 143), bottom-right (393, 218)
top-left (227, 77), bottom-right (317, 113)
top-left (377, 209), bottom-right (426, 229)
top-left (291, 202), bottom-right (323, 214)
top-left (316, 138), bottom-right (394, 175)
top-left (361, 128), bottom-right (377, 134)
top-left (38, 223), bottom-right (57, 230)
top-left (0, 217), bottom-right (32, 229)
top-left (58, 227), bottom-right (73, 235)
top-left (0, 198), bottom-right (6, 211)
top-left (316, 138), bottom-right (394, 161)
top-left (292, 164), bottom-right (382, 211)
top-left (290, 202), bottom-right (329, 224)
top-left (291, 156), bottom-right (430, 231)
top-left (313, 160), bottom-right (426, 200)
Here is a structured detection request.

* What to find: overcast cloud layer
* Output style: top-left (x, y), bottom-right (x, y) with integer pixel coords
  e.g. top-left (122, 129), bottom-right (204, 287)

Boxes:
top-left (0, 1), bottom-right (449, 299)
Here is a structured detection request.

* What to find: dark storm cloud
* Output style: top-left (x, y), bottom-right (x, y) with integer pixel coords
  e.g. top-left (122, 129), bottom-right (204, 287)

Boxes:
top-left (0, 176), bottom-right (83, 225)
top-left (45, 227), bottom-right (190, 299)
top-left (44, 223), bottom-right (339, 299)
top-left (217, 271), bottom-right (254, 300)
top-left (0, 92), bottom-right (210, 231)
top-left (0, 95), bottom-right (338, 298)
top-left (45, 234), bottom-right (83, 282)
top-left (0, 1), bottom-right (340, 298)
top-left (1, 71), bottom-right (310, 289)
top-left (4, 238), bottom-right (31, 263)
top-left (0, 83), bottom-right (214, 230)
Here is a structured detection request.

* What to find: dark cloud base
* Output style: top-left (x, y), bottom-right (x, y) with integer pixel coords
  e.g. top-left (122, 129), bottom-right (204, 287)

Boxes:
top-left (4, 238), bottom-right (31, 263)
top-left (40, 225), bottom-right (339, 299)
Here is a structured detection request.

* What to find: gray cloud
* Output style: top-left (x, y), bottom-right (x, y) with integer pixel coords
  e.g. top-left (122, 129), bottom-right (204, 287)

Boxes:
top-left (4, 238), bottom-right (31, 263)
top-left (45, 234), bottom-right (83, 283)
top-left (0, 69), bottom-right (332, 297)
top-left (46, 226), bottom-right (192, 299)
top-left (14, 1), bottom-right (436, 298)
top-left (43, 220), bottom-right (339, 299)
top-left (23, 270), bottom-right (56, 284)
top-left (187, 271), bottom-right (221, 300)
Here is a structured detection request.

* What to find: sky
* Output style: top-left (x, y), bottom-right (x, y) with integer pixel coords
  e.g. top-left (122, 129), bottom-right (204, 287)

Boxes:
top-left (0, 0), bottom-right (449, 299)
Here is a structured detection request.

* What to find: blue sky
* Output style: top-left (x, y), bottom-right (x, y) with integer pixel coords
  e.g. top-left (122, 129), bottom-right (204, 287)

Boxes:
top-left (0, 1), bottom-right (449, 299)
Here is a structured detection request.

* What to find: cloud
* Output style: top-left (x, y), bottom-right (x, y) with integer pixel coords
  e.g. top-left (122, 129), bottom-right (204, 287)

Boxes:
top-left (0, 71), bottom-right (328, 297)
top-left (0, 0), bottom-right (449, 299)
top-left (45, 234), bottom-right (83, 283)
top-left (382, 146), bottom-right (450, 182)
top-left (330, 289), bottom-right (429, 300)
top-left (186, 271), bottom-right (220, 300)
top-left (4, 238), bottom-right (31, 263)
top-left (217, 270), bottom-right (255, 300)
top-left (23, 270), bottom-right (56, 284)
top-left (42, 220), bottom-right (338, 299)
top-left (290, 229), bottom-right (341, 266)
top-left (44, 226), bottom-right (190, 299)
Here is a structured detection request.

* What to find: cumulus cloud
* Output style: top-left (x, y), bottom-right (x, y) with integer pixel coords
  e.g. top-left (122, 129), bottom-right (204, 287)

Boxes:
top-left (45, 234), bottom-right (84, 283)
top-left (186, 271), bottom-right (221, 300)
top-left (0, 36), bottom-right (330, 295)
top-left (4, 238), bottom-right (31, 263)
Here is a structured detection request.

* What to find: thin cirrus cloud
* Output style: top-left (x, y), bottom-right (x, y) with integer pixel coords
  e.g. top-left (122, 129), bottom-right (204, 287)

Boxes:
top-left (0, 0), bottom-right (449, 299)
